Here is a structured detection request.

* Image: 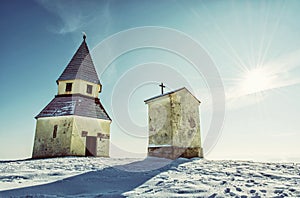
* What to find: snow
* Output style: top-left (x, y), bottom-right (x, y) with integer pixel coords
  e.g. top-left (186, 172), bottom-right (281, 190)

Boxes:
top-left (0, 157), bottom-right (299, 197)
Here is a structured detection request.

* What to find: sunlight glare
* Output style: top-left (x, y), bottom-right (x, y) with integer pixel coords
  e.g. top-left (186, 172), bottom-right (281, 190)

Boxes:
top-left (241, 68), bottom-right (274, 94)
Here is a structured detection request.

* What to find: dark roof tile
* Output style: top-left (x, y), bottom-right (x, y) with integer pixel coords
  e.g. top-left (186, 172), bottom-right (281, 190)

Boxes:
top-left (36, 94), bottom-right (111, 120)
top-left (57, 40), bottom-right (100, 84)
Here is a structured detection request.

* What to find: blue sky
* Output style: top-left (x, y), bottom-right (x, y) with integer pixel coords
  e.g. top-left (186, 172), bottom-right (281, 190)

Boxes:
top-left (0, 0), bottom-right (299, 162)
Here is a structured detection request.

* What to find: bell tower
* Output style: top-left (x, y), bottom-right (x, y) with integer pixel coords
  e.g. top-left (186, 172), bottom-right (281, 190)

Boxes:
top-left (56, 35), bottom-right (102, 98)
top-left (32, 35), bottom-right (111, 159)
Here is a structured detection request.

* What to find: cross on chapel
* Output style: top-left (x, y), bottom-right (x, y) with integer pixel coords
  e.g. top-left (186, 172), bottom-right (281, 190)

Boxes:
top-left (144, 87), bottom-right (203, 159)
top-left (159, 83), bottom-right (165, 95)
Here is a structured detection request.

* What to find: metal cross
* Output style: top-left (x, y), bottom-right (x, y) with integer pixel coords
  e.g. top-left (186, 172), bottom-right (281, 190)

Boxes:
top-left (159, 83), bottom-right (166, 95)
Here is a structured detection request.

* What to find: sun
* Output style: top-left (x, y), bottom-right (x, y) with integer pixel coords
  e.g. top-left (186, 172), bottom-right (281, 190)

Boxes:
top-left (240, 68), bottom-right (274, 95)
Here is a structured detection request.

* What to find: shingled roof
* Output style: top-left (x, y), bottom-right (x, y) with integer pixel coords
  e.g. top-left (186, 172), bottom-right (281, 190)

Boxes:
top-left (57, 37), bottom-right (101, 84)
top-left (35, 94), bottom-right (111, 120)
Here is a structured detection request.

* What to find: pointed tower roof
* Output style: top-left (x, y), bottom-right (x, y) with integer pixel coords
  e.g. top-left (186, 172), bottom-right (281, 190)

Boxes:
top-left (57, 35), bottom-right (101, 85)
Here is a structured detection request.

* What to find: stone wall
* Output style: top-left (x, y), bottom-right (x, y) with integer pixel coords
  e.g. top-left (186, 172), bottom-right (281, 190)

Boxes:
top-left (148, 146), bottom-right (203, 159)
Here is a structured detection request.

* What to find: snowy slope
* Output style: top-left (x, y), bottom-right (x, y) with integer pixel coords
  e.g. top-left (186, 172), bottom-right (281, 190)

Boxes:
top-left (0, 157), bottom-right (299, 197)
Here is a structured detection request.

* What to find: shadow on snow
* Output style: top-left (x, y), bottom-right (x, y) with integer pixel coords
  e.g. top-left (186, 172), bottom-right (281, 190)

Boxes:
top-left (0, 157), bottom-right (190, 197)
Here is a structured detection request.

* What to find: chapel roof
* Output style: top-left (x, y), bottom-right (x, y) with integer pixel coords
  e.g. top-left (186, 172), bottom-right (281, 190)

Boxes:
top-left (35, 94), bottom-right (111, 120)
top-left (57, 36), bottom-right (101, 85)
top-left (144, 87), bottom-right (201, 104)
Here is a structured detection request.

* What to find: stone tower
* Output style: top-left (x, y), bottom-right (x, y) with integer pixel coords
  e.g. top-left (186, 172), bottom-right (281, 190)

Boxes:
top-left (32, 35), bottom-right (111, 158)
top-left (144, 87), bottom-right (203, 159)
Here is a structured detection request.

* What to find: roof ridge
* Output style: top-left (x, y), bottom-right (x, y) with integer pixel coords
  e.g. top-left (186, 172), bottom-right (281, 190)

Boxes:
top-left (144, 87), bottom-right (201, 103)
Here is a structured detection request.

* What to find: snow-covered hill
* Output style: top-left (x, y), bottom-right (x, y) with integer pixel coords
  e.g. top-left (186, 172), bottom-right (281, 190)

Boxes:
top-left (0, 157), bottom-right (299, 197)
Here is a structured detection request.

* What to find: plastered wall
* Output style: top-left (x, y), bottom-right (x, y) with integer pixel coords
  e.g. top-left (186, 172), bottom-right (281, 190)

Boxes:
top-left (57, 79), bottom-right (101, 98)
top-left (147, 89), bottom-right (202, 149)
top-left (32, 115), bottom-right (111, 158)
top-left (148, 97), bottom-right (173, 146)
top-left (71, 116), bottom-right (111, 157)
top-left (32, 116), bottom-right (73, 158)
top-left (171, 90), bottom-right (201, 148)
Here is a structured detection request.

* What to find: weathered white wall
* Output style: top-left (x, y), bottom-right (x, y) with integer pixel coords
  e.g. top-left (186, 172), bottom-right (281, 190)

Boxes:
top-left (32, 115), bottom-right (111, 158)
top-left (171, 89), bottom-right (202, 148)
top-left (146, 88), bottom-right (203, 158)
top-left (71, 116), bottom-right (111, 157)
top-left (148, 96), bottom-right (172, 146)
top-left (57, 79), bottom-right (101, 97)
top-left (32, 116), bottom-right (73, 158)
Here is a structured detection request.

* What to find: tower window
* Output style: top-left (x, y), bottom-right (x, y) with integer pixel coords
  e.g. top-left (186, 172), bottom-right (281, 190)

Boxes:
top-left (65, 83), bottom-right (72, 92)
top-left (53, 125), bottom-right (58, 138)
top-left (86, 84), bottom-right (93, 94)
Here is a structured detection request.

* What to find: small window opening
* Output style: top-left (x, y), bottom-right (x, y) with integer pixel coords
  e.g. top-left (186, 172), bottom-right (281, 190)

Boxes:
top-left (65, 83), bottom-right (72, 92)
top-left (86, 84), bottom-right (93, 94)
top-left (82, 131), bottom-right (88, 137)
top-left (53, 125), bottom-right (58, 138)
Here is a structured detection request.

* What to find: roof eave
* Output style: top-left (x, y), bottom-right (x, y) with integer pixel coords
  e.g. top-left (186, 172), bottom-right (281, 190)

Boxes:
top-left (144, 87), bottom-right (201, 104)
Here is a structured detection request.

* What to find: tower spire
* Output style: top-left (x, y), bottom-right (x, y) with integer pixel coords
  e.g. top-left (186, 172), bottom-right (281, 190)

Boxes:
top-left (83, 32), bottom-right (86, 40)
top-left (57, 33), bottom-right (100, 85)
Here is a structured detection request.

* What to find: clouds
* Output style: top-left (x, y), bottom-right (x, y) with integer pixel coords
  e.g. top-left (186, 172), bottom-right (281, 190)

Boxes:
top-left (36, 0), bottom-right (110, 34)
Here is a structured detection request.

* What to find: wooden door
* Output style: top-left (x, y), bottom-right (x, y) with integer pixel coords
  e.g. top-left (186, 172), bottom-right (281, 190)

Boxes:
top-left (85, 136), bottom-right (97, 156)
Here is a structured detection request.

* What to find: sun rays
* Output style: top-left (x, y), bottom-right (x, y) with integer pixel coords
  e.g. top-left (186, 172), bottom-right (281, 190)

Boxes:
top-left (240, 67), bottom-right (276, 95)
top-left (201, 1), bottom-right (299, 105)
top-left (227, 57), bottom-right (300, 102)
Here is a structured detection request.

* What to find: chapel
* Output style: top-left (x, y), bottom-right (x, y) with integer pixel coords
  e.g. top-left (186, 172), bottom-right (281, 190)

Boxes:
top-left (145, 86), bottom-right (203, 159)
top-left (32, 35), bottom-right (111, 158)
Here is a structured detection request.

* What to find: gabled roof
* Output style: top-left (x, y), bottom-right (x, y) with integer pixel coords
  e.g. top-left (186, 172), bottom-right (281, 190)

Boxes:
top-left (57, 38), bottom-right (101, 85)
top-left (144, 87), bottom-right (201, 104)
top-left (35, 94), bottom-right (111, 120)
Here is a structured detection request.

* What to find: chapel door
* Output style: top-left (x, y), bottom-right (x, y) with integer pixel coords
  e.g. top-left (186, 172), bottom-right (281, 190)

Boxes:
top-left (85, 136), bottom-right (97, 156)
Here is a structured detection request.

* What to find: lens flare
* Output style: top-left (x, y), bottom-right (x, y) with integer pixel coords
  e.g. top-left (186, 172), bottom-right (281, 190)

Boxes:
top-left (241, 68), bottom-right (275, 94)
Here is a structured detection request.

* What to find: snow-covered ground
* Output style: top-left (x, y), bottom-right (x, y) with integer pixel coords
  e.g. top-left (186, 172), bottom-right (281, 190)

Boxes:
top-left (0, 157), bottom-right (299, 197)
